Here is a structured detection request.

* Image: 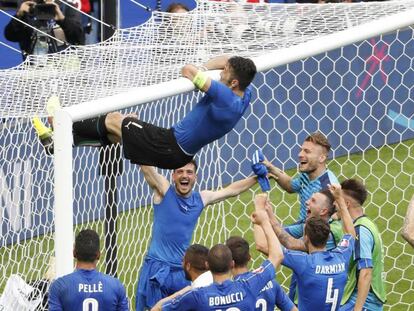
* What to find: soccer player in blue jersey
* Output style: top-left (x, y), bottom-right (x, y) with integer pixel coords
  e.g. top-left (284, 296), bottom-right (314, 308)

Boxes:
top-left (161, 193), bottom-right (284, 311)
top-left (151, 244), bottom-right (213, 311)
top-left (34, 55), bottom-right (257, 169)
top-left (258, 132), bottom-right (338, 302)
top-left (256, 184), bottom-right (356, 311)
top-left (255, 189), bottom-right (343, 254)
top-left (338, 179), bottom-right (386, 311)
top-left (253, 188), bottom-right (343, 302)
top-left (226, 236), bottom-right (296, 311)
top-left (48, 229), bottom-right (129, 311)
top-left (263, 132), bottom-right (338, 238)
top-left (136, 161), bottom-right (258, 310)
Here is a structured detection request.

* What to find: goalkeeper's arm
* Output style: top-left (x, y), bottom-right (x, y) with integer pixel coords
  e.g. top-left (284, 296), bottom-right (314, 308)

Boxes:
top-left (181, 55), bottom-right (230, 92)
top-left (182, 64), bottom-right (211, 92)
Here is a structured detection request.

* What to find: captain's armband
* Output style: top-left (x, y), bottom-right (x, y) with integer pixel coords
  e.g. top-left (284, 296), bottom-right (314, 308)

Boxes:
top-left (192, 70), bottom-right (208, 89)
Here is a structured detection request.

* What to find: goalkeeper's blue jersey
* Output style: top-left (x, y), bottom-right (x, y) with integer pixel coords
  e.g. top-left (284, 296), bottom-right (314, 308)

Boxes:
top-left (234, 271), bottom-right (294, 311)
top-left (147, 186), bottom-right (205, 266)
top-left (48, 269), bottom-right (129, 311)
top-left (291, 169), bottom-right (338, 221)
top-left (162, 260), bottom-right (275, 311)
top-left (282, 234), bottom-right (355, 311)
top-left (173, 80), bottom-right (252, 155)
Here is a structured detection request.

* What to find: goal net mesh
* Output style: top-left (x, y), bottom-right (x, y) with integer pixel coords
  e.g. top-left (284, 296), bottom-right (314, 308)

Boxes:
top-left (0, 0), bottom-right (413, 309)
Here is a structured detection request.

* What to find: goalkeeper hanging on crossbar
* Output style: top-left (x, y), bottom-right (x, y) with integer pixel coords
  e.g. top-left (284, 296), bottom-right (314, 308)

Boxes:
top-left (33, 55), bottom-right (257, 169)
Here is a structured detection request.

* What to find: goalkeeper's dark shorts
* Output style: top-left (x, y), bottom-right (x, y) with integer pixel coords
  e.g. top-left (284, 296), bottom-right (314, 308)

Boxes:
top-left (121, 117), bottom-right (193, 169)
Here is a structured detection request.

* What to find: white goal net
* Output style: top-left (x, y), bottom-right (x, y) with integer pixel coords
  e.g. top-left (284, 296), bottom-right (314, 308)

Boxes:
top-left (0, 1), bottom-right (413, 309)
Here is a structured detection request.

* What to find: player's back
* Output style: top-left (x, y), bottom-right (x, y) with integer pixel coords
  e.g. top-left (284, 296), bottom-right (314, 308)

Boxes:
top-left (191, 279), bottom-right (258, 310)
top-left (282, 235), bottom-right (354, 311)
top-left (162, 260), bottom-right (275, 311)
top-left (234, 272), bottom-right (294, 311)
top-left (49, 269), bottom-right (129, 311)
top-left (299, 251), bottom-right (348, 310)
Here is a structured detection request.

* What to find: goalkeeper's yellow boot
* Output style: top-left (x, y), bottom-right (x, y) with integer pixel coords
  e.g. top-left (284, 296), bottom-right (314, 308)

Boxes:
top-left (32, 117), bottom-right (54, 156)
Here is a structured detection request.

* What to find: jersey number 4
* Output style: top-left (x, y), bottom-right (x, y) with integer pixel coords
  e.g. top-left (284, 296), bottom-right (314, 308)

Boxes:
top-left (326, 277), bottom-right (339, 311)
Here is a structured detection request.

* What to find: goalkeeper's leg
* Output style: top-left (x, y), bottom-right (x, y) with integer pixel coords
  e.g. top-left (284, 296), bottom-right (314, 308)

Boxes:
top-left (33, 113), bottom-right (123, 155)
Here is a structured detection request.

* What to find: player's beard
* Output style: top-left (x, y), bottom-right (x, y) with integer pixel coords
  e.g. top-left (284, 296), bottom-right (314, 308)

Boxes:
top-left (220, 75), bottom-right (233, 88)
top-left (299, 160), bottom-right (318, 174)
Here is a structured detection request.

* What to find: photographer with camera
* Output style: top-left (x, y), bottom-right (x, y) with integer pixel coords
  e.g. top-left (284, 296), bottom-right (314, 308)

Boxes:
top-left (4, 0), bottom-right (85, 61)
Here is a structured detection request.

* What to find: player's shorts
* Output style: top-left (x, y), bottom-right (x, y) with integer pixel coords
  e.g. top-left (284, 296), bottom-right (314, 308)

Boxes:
top-left (136, 257), bottom-right (190, 310)
top-left (121, 117), bottom-right (193, 170)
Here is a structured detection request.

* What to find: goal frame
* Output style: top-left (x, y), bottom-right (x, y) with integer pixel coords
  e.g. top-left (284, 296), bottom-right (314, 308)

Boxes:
top-left (54, 7), bottom-right (414, 277)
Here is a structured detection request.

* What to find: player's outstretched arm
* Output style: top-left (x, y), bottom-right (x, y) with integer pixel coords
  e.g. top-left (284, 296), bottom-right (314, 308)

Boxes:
top-left (402, 195), bottom-right (414, 248)
top-left (262, 159), bottom-right (294, 193)
top-left (328, 184), bottom-right (356, 237)
top-left (200, 176), bottom-right (257, 207)
top-left (202, 55), bottom-right (230, 70)
top-left (252, 194), bottom-right (284, 268)
top-left (140, 166), bottom-right (170, 201)
top-left (254, 200), bottom-right (306, 254)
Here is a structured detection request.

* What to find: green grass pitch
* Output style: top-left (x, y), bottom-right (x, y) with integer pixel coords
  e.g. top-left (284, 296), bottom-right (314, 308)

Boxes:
top-left (0, 139), bottom-right (413, 310)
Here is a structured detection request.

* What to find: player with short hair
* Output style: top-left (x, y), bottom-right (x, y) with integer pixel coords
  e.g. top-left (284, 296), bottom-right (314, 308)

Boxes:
top-left (281, 214), bottom-right (354, 311)
top-left (256, 183), bottom-right (356, 311)
top-left (48, 229), bottom-right (129, 311)
top-left (402, 194), bottom-right (414, 248)
top-left (183, 244), bottom-right (213, 288)
top-left (33, 55), bottom-right (257, 170)
top-left (161, 194), bottom-right (284, 310)
top-left (255, 189), bottom-right (343, 253)
top-left (151, 244), bottom-right (213, 311)
top-left (253, 188), bottom-right (343, 303)
top-left (226, 235), bottom-right (296, 311)
top-left (338, 179), bottom-right (386, 311)
top-left (136, 161), bottom-right (258, 310)
top-left (263, 132), bottom-right (338, 238)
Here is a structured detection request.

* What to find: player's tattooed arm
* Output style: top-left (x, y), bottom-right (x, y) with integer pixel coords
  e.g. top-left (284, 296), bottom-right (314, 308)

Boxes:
top-left (255, 200), bottom-right (306, 254)
top-left (269, 216), bottom-right (307, 252)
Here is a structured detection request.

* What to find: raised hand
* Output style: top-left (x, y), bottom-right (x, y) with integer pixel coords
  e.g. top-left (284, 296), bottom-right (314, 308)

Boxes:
top-left (251, 149), bottom-right (271, 192)
top-left (328, 183), bottom-right (343, 201)
top-left (251, 209), bottom-right (269, 226)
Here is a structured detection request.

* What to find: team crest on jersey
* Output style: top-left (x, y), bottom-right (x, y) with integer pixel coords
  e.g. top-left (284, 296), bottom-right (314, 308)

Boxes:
top-left (339, 238), bottom-right (349, 248)
top-left (252, 266), bottom-right (264, 274)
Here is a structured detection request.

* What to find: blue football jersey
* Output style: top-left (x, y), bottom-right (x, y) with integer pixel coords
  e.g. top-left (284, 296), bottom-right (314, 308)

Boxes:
top-left (49, 269), bottom-right (129, 311)
top-left (282, 234), bottom-right (354, 311)
top-left (147, 186), bottom-right (205, 266)
top-left (162, 260), bottom-right (275, 310)
top-left (234, 271), bottom-right (294, 311)
top-left (173, 80), bottom-right (251, 155)
top-left (291, 169), bottom-right (338, 221)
